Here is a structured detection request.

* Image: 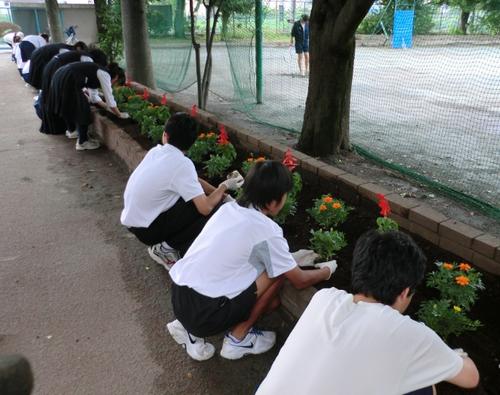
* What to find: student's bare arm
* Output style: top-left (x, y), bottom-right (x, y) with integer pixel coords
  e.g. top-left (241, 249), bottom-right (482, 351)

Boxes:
top-left (192, 185), bottom-right (226, 216)
top-left (198, 178), bottom-right (216, 194)
top-left (446, 357), bottom-right (480, 389)
top-left (284, 266), bottom-right (329, 289)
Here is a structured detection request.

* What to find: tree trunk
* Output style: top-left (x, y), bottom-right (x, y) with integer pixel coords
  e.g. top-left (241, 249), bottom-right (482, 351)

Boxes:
top-left (94, 0), bottom-right (107, 38)
top-left (174, 0), bottom-right (186, 38)
top-left (45, 0), bottom-right (64, 43)
top-left (221, 12), bottom-right (230, 39)
top-left (297, 0), bottom-right (372, 157)
top-left (460, 10), bottom-right (470, 34)
top-left (121, 0), bottom-right (156, 88)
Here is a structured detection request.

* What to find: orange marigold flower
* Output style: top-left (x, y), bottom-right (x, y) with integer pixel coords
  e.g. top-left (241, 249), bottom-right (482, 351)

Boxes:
top-left (332, 202), bottom-right (342, 209)
top-left (442, 263), bottom-right (454, 270)
top-left (207, 132), bottom-right (215, 138)
top-left (323, 196), bottom-right (333, 203)
top-left (319, 204), bottom-right (327, 212)
top-left (256, 157), bottom-right (266, 162)
top-left (247, 157), bottom-right (254, 162)
top-left (459, 263), bottom-right (472, 272)
top-left (198, 133), bottom-right (206, 139)
top-left (455, 275), bottom-right (470, 286)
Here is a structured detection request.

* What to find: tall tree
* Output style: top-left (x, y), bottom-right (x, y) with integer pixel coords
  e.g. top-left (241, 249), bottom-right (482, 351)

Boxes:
top-left (220, 0), bottom-right (254, 38)
top-left (94, 0), bottom-right (107, 38)
top-left (121, 0), bottom-right (156, 88)
top-left (434, 0), bottom-right (481, 34)
top-left (45, 0), bottom-right (64, 42)
top-left (298, 0), bottom-right (373, 157)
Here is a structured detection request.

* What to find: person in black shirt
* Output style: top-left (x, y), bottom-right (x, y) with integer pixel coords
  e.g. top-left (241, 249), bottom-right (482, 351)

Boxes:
top-left (290, 14), bottom-right (310, 76)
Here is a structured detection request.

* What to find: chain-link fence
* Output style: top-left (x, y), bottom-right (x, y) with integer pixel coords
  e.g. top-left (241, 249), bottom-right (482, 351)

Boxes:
top-left (148, 1), bottom-right (500, 219)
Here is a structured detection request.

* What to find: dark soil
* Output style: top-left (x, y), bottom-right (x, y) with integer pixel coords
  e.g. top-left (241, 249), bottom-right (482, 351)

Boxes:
top-left (116, 117), bottom-right (500, 395)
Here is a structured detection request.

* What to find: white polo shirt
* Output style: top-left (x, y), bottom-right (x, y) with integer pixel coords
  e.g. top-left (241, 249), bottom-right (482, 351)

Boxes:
top-left (257, 287), bottom-right (463, 395)
top-left (120, 144), bottom-right (204, 228)
top-left (169, 202), bottom-right (297, 299)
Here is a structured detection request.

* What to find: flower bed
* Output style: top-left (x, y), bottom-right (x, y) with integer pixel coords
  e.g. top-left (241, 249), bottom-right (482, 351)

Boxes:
top-left (93, 88), bottom-right (500, 395)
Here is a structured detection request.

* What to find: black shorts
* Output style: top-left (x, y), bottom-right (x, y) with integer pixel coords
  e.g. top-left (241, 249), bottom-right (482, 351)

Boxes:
top-left (405, 387), bottom-right (433, 395)
top-left (295, 42), bottom-right (309, 54)
top-left (171, 282), bottom-right (257, 338)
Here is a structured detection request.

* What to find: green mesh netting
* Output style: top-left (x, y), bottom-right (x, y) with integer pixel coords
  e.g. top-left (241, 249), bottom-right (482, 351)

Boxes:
top-left (148, 1), bottom-right (500, 220)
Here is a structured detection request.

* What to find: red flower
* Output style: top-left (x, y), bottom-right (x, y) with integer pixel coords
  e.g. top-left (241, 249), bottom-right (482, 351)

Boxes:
top-left (190, 104), bottom-right (198, 117)
top-left (282, 149), bottom-right (298, 171)
top-left (161, 94), bottom-right (167, 106)
top-left (142, 88), bottom-right (150, 100)
top-left (218, 124), bottom-right (229, 145)
top-left (377, 193), bottom-right (391, 217)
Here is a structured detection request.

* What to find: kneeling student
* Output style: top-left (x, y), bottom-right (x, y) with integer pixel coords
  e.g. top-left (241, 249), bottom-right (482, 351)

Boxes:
top-left (167, 160), bottom-right (336, 361)
top-left (121, 112), bottom-right (242, 268)
top-left (256, 230), bottom-right (479, 395)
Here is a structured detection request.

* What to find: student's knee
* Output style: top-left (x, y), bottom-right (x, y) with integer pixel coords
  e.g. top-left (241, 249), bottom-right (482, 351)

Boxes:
top-left (255, 272), bottom-right (284, 298)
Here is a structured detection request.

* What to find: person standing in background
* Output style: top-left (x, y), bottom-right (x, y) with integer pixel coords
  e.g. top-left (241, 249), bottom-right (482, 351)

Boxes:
top-left (290, 14), bottom-right (309, 76)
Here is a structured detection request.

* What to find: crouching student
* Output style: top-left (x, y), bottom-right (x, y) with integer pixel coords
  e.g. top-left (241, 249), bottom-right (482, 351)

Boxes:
top-left (167, 161), bottom-right (336, 361)
top-left (121, 112), bottom-right (242, 269)
top-left (256, 230), bottom-right (480, 395)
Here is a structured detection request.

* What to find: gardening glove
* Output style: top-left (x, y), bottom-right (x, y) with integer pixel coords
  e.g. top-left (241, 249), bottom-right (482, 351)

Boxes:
top-left (291, 249), bottom-right (319, 268)
top-left (119, 112), bottom-right (130, 119)
top-left (453, 348), bottom-right (468, 358)
top-left (223, 194), bottom-right (235, 203)
top-left (220, 171), bottom-right (244, 191)
top-left (314, 260), bottom-right (338, 280)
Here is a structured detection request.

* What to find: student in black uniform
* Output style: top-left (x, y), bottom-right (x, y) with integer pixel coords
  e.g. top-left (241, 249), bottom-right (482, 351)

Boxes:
top-left (46, 62), bottom-right (129, 150)
top-left (39, 49), bottom-right (107, 135)
top-left (27, 41), bottom-right (87, 89)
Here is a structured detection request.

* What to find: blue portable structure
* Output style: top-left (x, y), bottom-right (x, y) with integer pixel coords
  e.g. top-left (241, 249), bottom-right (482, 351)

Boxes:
top-left (392, 0), bottom-right (416, 48)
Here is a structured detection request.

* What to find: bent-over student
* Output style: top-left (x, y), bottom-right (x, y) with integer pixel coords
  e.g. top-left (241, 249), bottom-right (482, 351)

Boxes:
top-left (167, 161), bottom-right (336, 361)
top-left (15, 34), bottom-right (48, 76)
top-left (45, 61), bottom-right (127, 150)
top-left (256, 230), bottom-right (480, 395)
top-left (121, 112), bottom-right (242, 267)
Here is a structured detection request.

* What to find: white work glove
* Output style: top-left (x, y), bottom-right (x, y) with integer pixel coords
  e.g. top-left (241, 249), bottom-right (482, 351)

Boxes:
top-left (314, 260), bottom-right (338, 280)
top-left (454, 348), bottom-right (468, 358)
top-left (220, 171), bottom-right (244, 191)
top-left (291, 249), bottom-right (319, 267)
top-left (223, 194), bottom-right (235, 203)
top-left (118, 112), bottom-right (130, 119)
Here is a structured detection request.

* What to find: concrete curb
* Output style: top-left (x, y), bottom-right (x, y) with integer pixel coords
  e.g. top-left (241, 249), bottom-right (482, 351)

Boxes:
top-left (94, 82), bottom-right (500, 318)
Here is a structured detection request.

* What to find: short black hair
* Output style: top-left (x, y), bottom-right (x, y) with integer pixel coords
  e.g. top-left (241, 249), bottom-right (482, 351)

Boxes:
top-left (301, 14), bottom-right (309, 22)
top-left (40, 33), bottom-right (49, 42)
top-left (351, 230), bottom-right (426, 305)
top-left (73, 41), bottom-right (87, 51)
top-left (238, 161), bottom-right (292, 210)
top-left (89, 49), bottom-right (108, 67)
top-left (107, 62), bottom-right (125, 85)
top-left (165, 112), bottom-right (197, 151)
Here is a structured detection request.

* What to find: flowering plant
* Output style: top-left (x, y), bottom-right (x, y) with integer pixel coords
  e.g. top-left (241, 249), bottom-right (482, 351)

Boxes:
top-left (241, 154), bottom-right (267, 174)
top-left (375, 194), bottom-right (399, 233)
top-left (417, 261), bottom-right (484, 340)
top-left (273, 151), bottom-right (302, 225)
top-left (309, 229), bottom-right (347, 261)
top-left (282, 148), bottom-right (298, 171)
top-left (187, 132), bottom-right (218, 163)
top-left (309, 194), bottom-right (352, 228)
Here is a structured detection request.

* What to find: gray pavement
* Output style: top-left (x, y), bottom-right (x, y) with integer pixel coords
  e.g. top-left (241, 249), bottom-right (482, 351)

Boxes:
top-left (0, 53), bottom-right (288, 395)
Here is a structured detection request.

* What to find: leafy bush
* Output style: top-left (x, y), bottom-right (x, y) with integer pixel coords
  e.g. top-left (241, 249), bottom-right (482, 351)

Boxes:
top-left (417, 261), bottom-right (484, 340)
top-left (309, 229), bottom-right (347, 261)
top-left (309, 194), bottom-right (352, 228)
top-left (274, 172), bottom-right (302, 225)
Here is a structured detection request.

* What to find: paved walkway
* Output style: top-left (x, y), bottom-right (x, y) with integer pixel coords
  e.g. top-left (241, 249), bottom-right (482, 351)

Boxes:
top-left (0, 53), bottom-right (286, 395)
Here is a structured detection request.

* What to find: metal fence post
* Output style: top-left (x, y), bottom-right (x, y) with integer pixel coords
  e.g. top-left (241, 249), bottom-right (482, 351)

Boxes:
top-left (255, 0), bottom-right (263, 104)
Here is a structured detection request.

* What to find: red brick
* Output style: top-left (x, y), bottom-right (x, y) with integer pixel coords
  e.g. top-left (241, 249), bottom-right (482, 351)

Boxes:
top-left (246, 134), bottom-right (260, 151)
top-left (389, 212), bottom-right (411, 231)
top-left (409, 222), bottom-right (439, 245)
top-left (384, 193), bottom-right (420, 218)
top-left (257, 138), bottom-right (274, 156)
top-left (270, 143), bottom-right (289, 161)
top-left (472, 252), bottom-right (500, 275)
top-left (439, 219), bottom-right (483, 248)
top-left (300, 157), bottom-right (327, 176)
top-left (318, 165), bottom-right (346, 181)
top-left (472, 234), bottom-right (500, 259)
top-left (408, 206), bottom-right (448, 233)
top-left (337, 173), bottom-right (369, 191)
top-left (358, 183), bottom-right (391, 202)
top-left (439, 237), bottom-right (474, 262)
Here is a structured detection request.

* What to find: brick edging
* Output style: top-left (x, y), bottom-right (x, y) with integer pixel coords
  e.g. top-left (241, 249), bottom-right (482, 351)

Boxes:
top-left (93, 83), bottom-right (500, 317)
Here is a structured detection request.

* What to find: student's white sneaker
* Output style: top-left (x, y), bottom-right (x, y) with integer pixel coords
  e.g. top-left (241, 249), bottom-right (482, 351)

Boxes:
top-left (148, 243), bottom-right (179, 271)
top-left (166, 319), bottom-right (215, 361)
top-left (220, 328), bottom-right (276, 360)
top-left (76, 140), bottom-right (100, 150)
top-left (65, 130), bottom-right (78, 139)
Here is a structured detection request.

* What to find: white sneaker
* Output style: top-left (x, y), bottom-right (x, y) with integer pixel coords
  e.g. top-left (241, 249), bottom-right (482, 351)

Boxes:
top-left (148, 243), bottom-right (179, 271)
top-left (220, 328), bottom-right (276, 360)
top-left (65, 130), bottom-right (78, 139)
top-left (76, 140), bottom-right (100, 151)
top-left (166, 320), bottom-right (215, 361)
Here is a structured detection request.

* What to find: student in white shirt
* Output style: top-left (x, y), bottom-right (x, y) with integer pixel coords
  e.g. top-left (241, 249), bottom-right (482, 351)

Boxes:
top-left (257, 230), bottom-right (480, 395)
top-left (121, 112), bottom-right (242, 267)
top-left (2, 31), bottom-right (24, 62)
top-left (167, 160), bottom-right (337, 361)
top-left (16, 33), bottom-right (49, 75)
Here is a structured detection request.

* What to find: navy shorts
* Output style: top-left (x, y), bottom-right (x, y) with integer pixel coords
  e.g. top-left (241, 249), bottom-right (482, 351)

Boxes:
top-left (405, 387), bottom-right (433, 395)
top-left (295, 42), bottom-right (309, 54)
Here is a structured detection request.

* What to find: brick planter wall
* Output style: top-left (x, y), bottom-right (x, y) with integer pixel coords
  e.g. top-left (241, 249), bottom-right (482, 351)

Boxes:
top-left (94, 82), bottom-right (500, 318)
